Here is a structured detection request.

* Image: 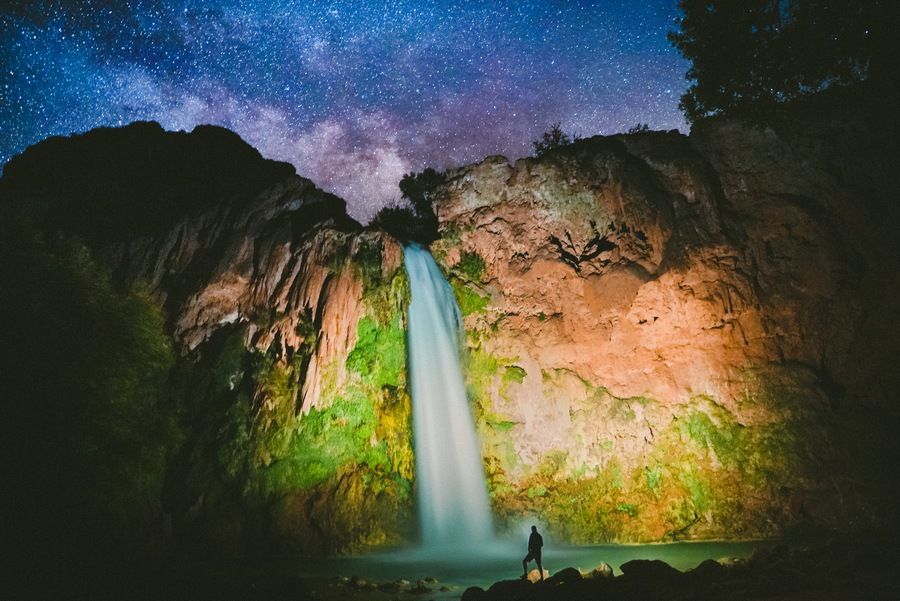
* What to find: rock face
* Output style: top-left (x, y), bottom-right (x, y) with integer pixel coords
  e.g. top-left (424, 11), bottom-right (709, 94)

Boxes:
top-left (2, 105), bottom-right (897, 555)
top-left (1, 122), bottom-right (415, 554)
top-left (431, 109), bottom-right (899, 541)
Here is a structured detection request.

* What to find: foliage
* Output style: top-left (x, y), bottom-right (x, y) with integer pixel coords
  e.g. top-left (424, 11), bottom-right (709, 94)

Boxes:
top-left (456, 250), bottom-right (486, 282)
top-left (399, 168), bottom-right (445, 216)
top-left (532, 122), bottom-right (578, 157)
top-left (669, 0), bottom-right (896, 122)
top-left (627, 123), bottom-right (650, 134)
top-left (0, 221), bottom-right (176, 562)
top-left (346, 316), bottom-right (406, 389)
top-left (373, 168), bottom-right (446, 243)
top-left (370, 204), bottom-right (424, 242)
top-left (450, 277), bottom-right (489, 315)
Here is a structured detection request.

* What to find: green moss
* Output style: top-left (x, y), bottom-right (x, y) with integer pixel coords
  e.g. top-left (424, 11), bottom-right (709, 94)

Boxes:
top-left (607, 396), bottom-right (639, 421)
top-left (160, 256), bottom-right (415, 554)
top-left (457, 250), bottom-right (486, 282)
top-left (677, 464), bottom-right (711, 514)
top-left (679, 405), bottom-right (744, 463)
top-left (363, 267), bottom-right (409, 327)
top-left (503, 365), bottom-right (527, 384)
top-left (537, 450), bottom-right (569, 479)
top-left (484, 414), bottom-right (517, 431)
top-left (265, 392), bottom-right (383, 490)
top-left (464, 347), bottom-right (500, 401)
top-left (327, 243), bottom-right (349, 274)
top-left (346, 316), bottom-right (406, 389)
top-left (451, 277), bottom-right (489, 315)
top-left (645, 465), bottom-right (664, 500)
top-left (527, 485), bottom-right (548, 498)
top-left (616, 502), bottom-right (638, 517)
top-left (251, 355), bottom-right (300, 466)
top-left (484, 376), bottom-right (837, 543)
top-left (352, 237), bottom-right (384, 292)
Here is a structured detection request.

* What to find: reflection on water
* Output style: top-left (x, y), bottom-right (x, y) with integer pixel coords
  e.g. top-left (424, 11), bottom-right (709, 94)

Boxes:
top-left (297, 540), bottom-right (768, 587)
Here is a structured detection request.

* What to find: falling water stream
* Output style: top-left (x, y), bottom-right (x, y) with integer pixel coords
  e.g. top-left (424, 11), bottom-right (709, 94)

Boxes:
top-left (403, 242), bottom-right (494, 549)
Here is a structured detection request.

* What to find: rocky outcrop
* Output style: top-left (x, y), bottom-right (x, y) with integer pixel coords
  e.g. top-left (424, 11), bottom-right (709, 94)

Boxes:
top-left (432, 108), bottom-right (899, 541)
top-left (1, 122), bottom-right (415, 555)
top-left (459, 538), bottom-right (900, 601)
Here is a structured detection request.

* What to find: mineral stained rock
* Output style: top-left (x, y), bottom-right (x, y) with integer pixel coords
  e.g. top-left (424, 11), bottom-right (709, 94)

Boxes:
top-left (430, 109), bottom-right (899, 542)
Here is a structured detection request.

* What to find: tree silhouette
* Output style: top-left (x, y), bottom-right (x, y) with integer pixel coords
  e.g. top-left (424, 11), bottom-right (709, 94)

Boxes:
top-left (373, 168), bottom-right (446, 243)
top-left (532, 123), bottom-right (574, 157)
top-left (669, 0), bottom-right (899, 123)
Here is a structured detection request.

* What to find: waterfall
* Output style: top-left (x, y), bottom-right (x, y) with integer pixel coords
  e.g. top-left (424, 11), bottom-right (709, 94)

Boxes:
top-left (403, 242), bottom-right (494, 549)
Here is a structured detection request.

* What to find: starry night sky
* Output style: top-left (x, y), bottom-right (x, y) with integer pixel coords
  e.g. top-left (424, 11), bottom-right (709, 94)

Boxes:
top-left (1, 0), bottom-right (690, 222)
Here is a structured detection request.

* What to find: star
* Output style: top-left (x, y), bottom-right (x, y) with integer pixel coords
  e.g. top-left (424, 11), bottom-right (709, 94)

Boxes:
top-left (0, 0), bottom-right (689, 222)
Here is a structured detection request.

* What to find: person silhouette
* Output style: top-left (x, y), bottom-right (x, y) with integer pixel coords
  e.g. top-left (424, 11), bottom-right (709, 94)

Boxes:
top-left (521, 525), bottom-right (544, 581)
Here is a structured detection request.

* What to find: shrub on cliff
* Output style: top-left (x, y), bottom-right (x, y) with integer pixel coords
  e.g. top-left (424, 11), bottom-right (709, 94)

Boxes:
top-left (532, 122), bottom-right (579, 157)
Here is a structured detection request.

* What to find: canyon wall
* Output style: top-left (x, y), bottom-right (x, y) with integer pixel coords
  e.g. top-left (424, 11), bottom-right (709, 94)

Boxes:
top-left (432, 109), bottom-right (899, 542)
top-left (2, 103), bottom-right (897, 555)
top-left (0, 123), bottom-right (416, 555)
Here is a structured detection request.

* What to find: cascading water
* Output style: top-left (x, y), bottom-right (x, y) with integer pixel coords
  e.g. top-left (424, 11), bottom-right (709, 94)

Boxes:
top-left (403, 242), bottom-right (494, 549)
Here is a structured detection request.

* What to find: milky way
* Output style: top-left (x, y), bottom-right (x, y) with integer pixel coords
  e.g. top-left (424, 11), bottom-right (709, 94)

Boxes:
top-left (1, 1), bottom-right (689, 222)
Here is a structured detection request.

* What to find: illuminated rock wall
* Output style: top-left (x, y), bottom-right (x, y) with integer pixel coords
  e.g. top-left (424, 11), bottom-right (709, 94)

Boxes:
top-left (0, 123), bottom-right (417, 555)
top-left (107, 183), bottom-right (416, 554)
top-left (431, 116), bottom-right (899, 541)
top-left (4, 111), bottom-right (896, 555)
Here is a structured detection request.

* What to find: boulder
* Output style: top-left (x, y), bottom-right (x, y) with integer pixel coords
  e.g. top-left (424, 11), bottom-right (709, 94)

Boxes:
top-left (461, 586), bottom-right (488, 601)
top-left (619, 559), bottom-right (682, 581)
top-left (690, 558), bottom-right (726, 581)
top-left (487, 578), bottom-right (533, 599)
top-left (587, 562), bottom-right (614, 579)
top-left (547, 567), bottom-right (582, 585)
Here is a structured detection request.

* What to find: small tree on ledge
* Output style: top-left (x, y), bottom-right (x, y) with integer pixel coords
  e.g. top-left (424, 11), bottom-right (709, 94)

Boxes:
top-left (532, 122), bottom-right (576, 158)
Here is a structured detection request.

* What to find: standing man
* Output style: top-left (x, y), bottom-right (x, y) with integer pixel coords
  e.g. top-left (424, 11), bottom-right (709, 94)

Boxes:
top-left (522, 525), bottom-right (544, 581)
